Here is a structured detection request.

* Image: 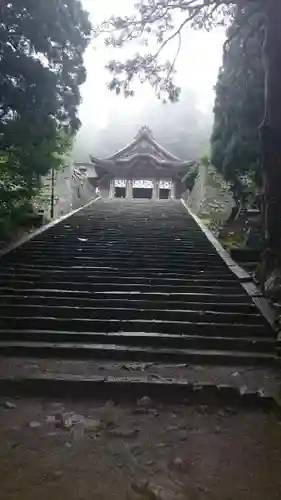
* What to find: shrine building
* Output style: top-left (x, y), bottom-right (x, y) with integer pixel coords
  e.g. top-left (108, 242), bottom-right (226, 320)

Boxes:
top-left (89, 126), bottom-right (194, 200)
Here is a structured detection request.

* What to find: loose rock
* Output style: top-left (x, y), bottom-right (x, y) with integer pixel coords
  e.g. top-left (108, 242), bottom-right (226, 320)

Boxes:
top-left (29, 421), bottom-right (41, 429)
top-left (55, 413), bottom-right (79, 429)
top-left (71, 422), bottom-right (85, 441)
top-left (53, 470), bottom-right (63, 478)
top-left (171, 457), bottom-right (184, 469)
top-left (239, 385), bottom-right (247, 396)
top-left (148, 409), bottom-right (160, 417)
top-left (46, 415), bottom-right (57, 424)
top-left (131, 479), bottom-right (186, 500)
top-left (198, 405), bottom-right (208, 415)
top-left (137, 396), bottom-right (152, 408)
top-left (109, 428), bottom-right (139, 438)
top-left (84, 418), bottom-right (102, 431)
top-left (178, 430), bottom-right (188, 441)
top-left (132, 407), bottom-right (148, 415)
top-left (145, 460), bottom-right (155, 466)
top-left (167, 425), bottom-right (178, 432)
top-left (131, 479), bottom-right (150, 496)
top-left (2, 401), bottom-right (16, 410)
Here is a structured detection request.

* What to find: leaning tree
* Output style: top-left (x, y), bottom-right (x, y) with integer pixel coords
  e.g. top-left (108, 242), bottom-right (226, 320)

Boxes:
top-left (95, 0), bottom-right (281, 278)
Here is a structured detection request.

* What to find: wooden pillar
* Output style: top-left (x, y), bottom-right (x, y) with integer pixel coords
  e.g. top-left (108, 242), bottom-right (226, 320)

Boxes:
top-left (109, 179), bottom-right (115, 198)
top-left (152, 181), bottom-right (158, 200)
top-left (127, 180), bottom-right (133, 199)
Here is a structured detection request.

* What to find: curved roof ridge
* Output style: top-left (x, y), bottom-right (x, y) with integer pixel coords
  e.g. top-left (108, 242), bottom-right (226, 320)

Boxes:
top-left (102, 126), bottom-right (186, 162)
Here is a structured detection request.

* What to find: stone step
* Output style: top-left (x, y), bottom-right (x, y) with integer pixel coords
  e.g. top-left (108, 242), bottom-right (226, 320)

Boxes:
top-left (0, 288), bottom-right (255, 303)
top-left (0, 265), bottom-right (239, 280)
top-left (0, 304), bottom-right (268, 326)
top-left (0, 316), bottom-right (269, 337)
top-left (0, 341), bottom-right (275, 366)
top-left (0, 271), bottom-right (238, 286)
top-left (0, 294), bottom-right (260, 313)
top-left (1, 357), bottom-right (278, 398)
top-left (3, 257), bottom-right (232, 269)
top-left (0, 330), bottom-right (274, 353)
top-left (0, 279), bottom-right (244, 294)
top-left (12, 246), bottom-right (222, 256)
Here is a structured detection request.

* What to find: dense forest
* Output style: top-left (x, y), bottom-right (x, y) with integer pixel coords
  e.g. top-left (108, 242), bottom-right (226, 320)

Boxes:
top-left (0, 0), bottom-right (91, 240)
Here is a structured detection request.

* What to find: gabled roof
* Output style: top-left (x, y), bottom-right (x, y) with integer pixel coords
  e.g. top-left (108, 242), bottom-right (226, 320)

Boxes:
top-left (110, 126), bottom-right (184, 163)
top-left (89, 126), bottom-right (195, 180)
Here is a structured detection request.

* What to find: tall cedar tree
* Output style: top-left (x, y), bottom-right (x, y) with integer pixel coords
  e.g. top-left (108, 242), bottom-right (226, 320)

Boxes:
top-left (0, 0), bottom-right (91, 203)
top-left (211, 4), bottom-right (264, 211)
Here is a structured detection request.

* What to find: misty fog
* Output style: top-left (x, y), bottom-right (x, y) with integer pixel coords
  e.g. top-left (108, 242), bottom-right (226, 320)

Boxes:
top-left (72, 0), bottom-right (226, 162)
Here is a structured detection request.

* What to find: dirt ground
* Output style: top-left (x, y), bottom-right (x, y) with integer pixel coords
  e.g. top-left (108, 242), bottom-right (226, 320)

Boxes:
top-left (1, 397), bottom-right (281, 500)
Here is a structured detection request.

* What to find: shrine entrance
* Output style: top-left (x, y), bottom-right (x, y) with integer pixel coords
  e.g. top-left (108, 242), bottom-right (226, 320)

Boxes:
top-left (114, 180), bottom-right (126, 198)
top-left (132, 180), bottom-right (153, 199)
top-left (159, 180), bottom-right (172, 199)
top-left (88, 127), bottom-right (194, 199)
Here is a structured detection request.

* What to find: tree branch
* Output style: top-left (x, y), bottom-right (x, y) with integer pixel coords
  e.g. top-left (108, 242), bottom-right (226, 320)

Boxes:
top-left (95, 0), bottom-right (260, 101)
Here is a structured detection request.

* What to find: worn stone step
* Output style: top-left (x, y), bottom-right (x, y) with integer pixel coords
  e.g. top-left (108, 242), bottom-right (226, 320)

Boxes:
top-left (0, 294), bottom-right (261, 313)
top-left (0, 265), bottom-right (239, 280)
top-left (0, 271), bottom-right (238, 286)
top-left (0, 304), bottom-right (268, 326)
top-left (1, 357), bottom-right (278, 397)
top-left (0, 373), bottom-right (277, 408)
top-left (3, 257), bottom-right (231, 270)
top-left (0, 341), bottom-right (275, 366)
top-left (0, 316), bottom-right (268, 337)
top-left (0, 279), bottom-right (244, 294)
top-left (13, 245), bottom-right (221, 255)
top-left (0, 329), bottom-right (274, 353)
top-left (0, 288), bottom-right (255, 303)
top-left (19, 246), bottom-right (218, 255)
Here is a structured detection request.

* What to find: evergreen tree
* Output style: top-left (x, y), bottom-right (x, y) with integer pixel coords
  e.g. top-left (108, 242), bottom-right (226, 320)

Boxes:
top-left (0, 0), bottom-right (91, 234)
top-left (211, 5), bottom-right (264, 210)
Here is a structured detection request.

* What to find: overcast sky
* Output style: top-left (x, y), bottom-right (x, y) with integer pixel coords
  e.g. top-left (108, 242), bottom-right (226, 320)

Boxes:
top-left (75, 0), bottom-right (226, 155)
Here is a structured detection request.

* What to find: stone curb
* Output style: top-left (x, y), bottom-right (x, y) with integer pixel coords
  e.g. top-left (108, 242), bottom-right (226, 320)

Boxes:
top-left (181, 199), bottom-right (277, 328)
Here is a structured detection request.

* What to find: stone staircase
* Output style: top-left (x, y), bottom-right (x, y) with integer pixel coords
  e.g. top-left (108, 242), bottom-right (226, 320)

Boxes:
top-left (0, 199), bottom-right (278, 402)
top-left (0, 199), bottom-right (276, 361)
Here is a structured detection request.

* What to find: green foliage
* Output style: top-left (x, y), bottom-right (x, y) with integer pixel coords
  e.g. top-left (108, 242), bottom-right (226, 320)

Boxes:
top-left (95, 0), bottom-right (237, 101)
top-left (211, 4), bottom-right (264, 208)
top-left (0, 0), bottom-right (91, 240)
top-left (182, 163), bottom-right (199, 191)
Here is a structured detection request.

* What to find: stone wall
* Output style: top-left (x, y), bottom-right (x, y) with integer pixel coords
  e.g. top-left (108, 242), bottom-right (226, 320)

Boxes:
top-left (35, 164), bottom-right (72, 221)
top-left (186, 163), bottom-right (207, 215)
top-left (71, 168), bottom-right (97, 210)
top-left (35, 163), bottom-right (97, 222)
top-left (187, 164), bottom-right (234, 234)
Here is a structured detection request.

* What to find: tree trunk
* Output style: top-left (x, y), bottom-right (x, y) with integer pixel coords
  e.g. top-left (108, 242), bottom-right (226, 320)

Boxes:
top-left (259, 0), bottom-right (281, 278)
